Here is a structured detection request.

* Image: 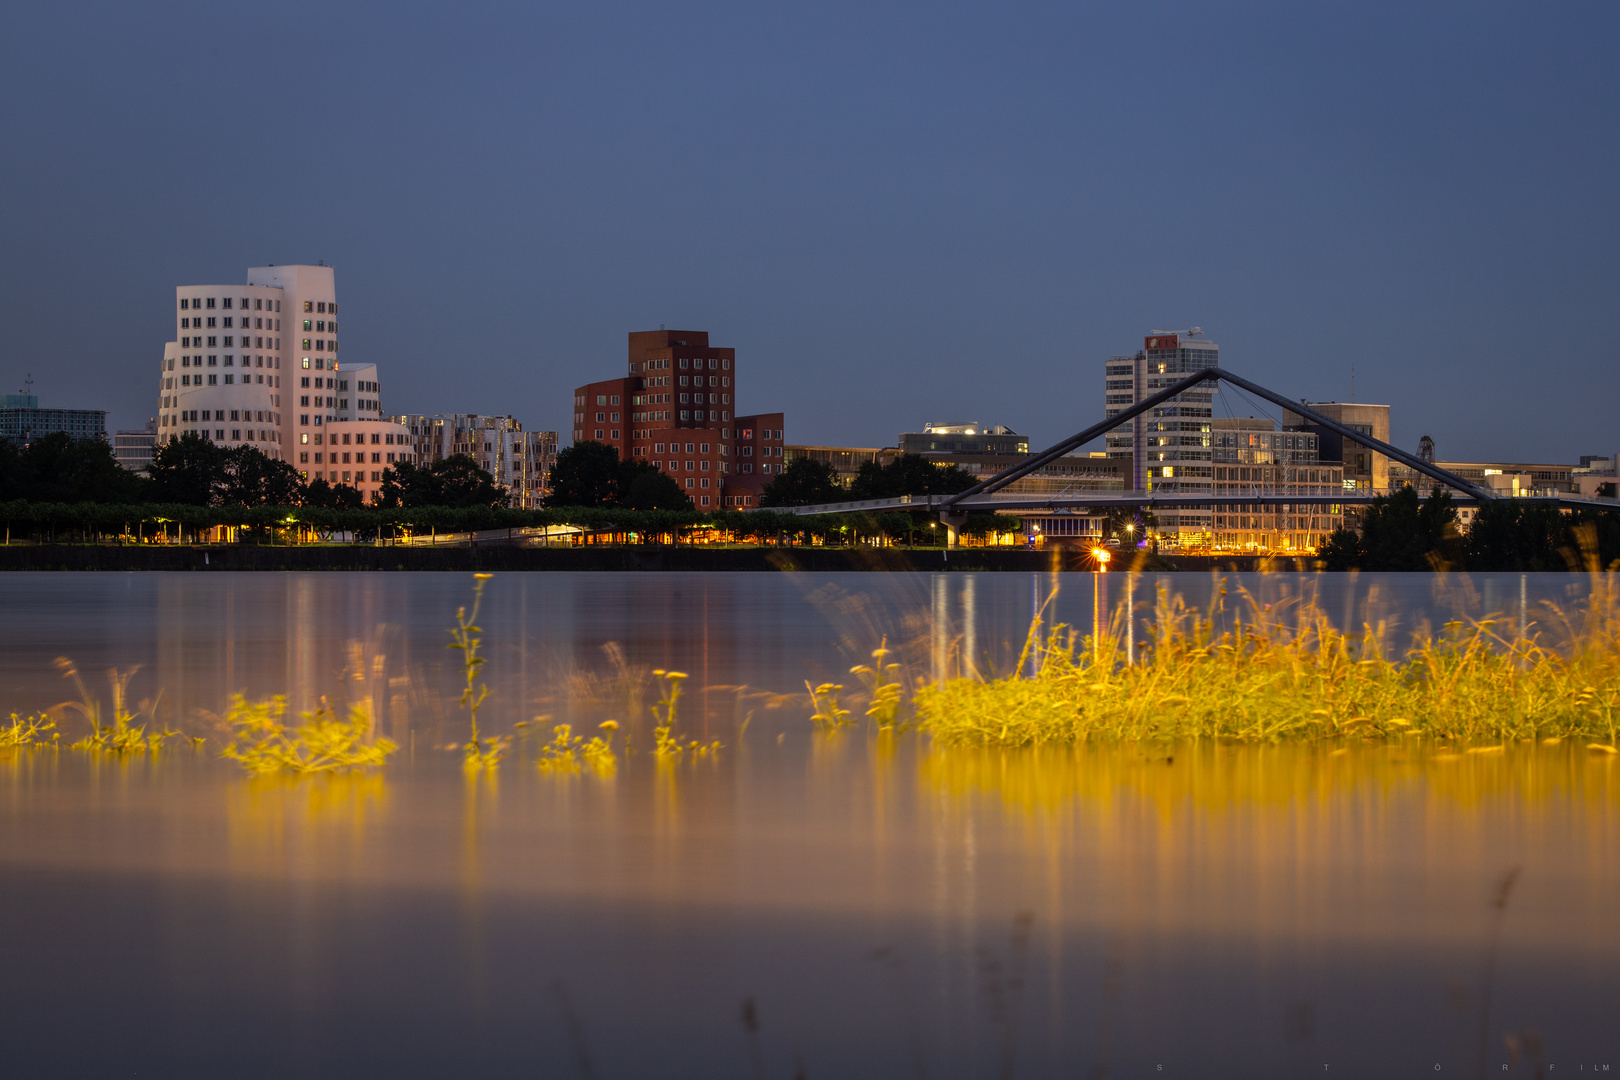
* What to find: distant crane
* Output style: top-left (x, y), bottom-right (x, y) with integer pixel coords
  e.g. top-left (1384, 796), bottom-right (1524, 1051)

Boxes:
top-left (1418, 435), bottom-right (1435, 464)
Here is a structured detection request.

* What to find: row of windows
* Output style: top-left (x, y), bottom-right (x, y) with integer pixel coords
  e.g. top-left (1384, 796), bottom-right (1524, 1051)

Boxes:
top-left (298, 451), bottom-right (405, 464)
top-left (175, 354), bottom-right (278, 369)
top-left (629, 357), bottom-right (733, 373)
top-left (303, 301), bottom-right (336, 313)
top-left (176, 373), bottom-right (277, 387)
top-left (300, 339), bottom-right (336, 351)
top-left (682, 393), bottom-right (729, 405)
top-left (295, 431), bottom-right (407, 446)
top-left (170, 408), bottom-right (277, 424)
top-left (356, 380), bottom-right (378, 393)
top-left (180, 297), bottom-right (281, 312)
top-left (180, 335), bottom-right (280, 349)
top-left (301, 319), bottom-right (337, 332)
top-left (596, 394), bottom-right (621, 406)
top-left (181, 317), bottom-right (281, 331)
top-left (301, 357), bottom-right (333, 370)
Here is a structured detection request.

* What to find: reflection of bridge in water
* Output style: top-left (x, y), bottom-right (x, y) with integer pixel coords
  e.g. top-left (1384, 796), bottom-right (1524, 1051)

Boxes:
top-left (784, 367), bottom-right (1620, 540)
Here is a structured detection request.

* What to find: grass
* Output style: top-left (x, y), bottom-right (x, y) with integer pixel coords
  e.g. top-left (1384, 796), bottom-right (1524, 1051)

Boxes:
top-left (916, 570), bottom-right (1620, 749)
top-left (651, 669), bottom-right (721, 758)
top-left (535, 721), bottom-right (619, 776)
top-left (55, 658), bottom-right (179, 754)
top-left (0, 713), bottom-right (56, 749)
top-left (450, 573), bottom-right (507, 770)
top-left (220, 695), bottom-right (398, 774)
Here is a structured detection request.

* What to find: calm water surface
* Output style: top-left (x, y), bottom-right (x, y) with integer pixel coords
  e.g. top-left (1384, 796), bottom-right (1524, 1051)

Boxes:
top-left (0, 571), bottom-right (1614, 1078)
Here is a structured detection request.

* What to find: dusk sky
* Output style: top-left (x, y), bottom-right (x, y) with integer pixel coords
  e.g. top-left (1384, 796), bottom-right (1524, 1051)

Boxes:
top-left (3, 1), bottom-right (1615, 462)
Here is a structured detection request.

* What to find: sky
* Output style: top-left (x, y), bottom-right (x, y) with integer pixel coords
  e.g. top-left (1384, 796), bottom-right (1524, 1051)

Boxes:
top-left (2, 0), bottom-right (1616, 462)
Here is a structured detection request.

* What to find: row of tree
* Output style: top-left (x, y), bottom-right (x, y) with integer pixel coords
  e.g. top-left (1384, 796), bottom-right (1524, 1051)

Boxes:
top-left (1319, 487), bottom-right (1620, 571)
top-left (0, 432), bottom-right (508, 509)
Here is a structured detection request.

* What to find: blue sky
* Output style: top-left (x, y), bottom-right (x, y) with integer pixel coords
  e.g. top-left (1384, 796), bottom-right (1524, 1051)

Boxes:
top-left (2, 0), bottom-right (1616, 461)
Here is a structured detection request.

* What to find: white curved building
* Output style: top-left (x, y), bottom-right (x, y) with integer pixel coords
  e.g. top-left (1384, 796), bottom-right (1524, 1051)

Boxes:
top-left (156, 264), bottom-right (341, 460)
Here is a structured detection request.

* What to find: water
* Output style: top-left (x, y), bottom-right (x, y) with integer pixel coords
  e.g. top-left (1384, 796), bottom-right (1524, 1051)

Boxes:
top-left (0, 571), bottom-right (1614, 1077)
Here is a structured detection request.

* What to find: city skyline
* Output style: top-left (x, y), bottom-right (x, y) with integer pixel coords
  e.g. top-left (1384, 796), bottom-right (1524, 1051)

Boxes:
top-left (3, 3), bottom-right (1617, 463)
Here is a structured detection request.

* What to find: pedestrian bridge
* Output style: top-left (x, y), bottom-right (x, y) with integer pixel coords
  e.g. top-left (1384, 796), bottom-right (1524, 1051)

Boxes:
top-left (778, 367), bottom-right (1618, 529)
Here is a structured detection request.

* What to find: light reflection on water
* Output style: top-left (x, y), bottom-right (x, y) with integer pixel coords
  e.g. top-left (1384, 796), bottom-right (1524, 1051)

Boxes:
top-left (0, 571), bottom-right (1613, 1077)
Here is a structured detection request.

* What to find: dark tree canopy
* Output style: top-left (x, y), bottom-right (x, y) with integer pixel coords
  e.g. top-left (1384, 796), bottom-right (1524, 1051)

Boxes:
top-left (376, 454), bottom-right (507, 509)
top-left (147, 432), bottom-right (226, 506)
top-left (1319, 487), bottom-right (1460, 571)
top-left (304, 477), bottom-right (364, 509)
top-left (760, 457), bottom-right (844, 507)
top-left (620, 461), bottom-right (693, 510)
top-left (219, 445), bottom-right (306, 507)
top-left (544, 441), bottom-right (692, 510)
top-left (0, 432), bottom-right (147, 503)
top-left (849, 453), bottom-right (976, 500)
top-left (545, 441), bottom-right (623, 508)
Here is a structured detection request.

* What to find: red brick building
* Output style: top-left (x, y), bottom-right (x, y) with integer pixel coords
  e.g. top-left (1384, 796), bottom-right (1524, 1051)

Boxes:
top-left (571, 330), bottom-right (784, 509)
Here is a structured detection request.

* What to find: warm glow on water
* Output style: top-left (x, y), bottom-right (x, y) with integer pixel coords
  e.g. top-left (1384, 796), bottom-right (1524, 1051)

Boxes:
top-left (0, 572), bottom-right (1613, 1076)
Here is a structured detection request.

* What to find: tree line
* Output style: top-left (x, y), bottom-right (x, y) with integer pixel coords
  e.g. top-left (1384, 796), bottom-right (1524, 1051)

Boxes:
top-left (0, 432), bottom-right (507, 509)
top-left (1319, 487), bottom-right (1620, 572)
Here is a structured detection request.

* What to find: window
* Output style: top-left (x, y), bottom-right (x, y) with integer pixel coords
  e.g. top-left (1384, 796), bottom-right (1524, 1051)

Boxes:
top-left (206, 298), bottom-right (216, 309)
top-left (180, 299), bottom-right (189, 310)
top-left (304, 302), bottom-right (313, 312)
top-left (207, 374), bottom-right (217, 385)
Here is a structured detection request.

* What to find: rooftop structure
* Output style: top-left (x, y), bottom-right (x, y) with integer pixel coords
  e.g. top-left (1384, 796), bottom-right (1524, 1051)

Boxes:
top-left (113, 420), bottom-right (158, 473)
top-left (899, 423), bottom-right (1028, 457)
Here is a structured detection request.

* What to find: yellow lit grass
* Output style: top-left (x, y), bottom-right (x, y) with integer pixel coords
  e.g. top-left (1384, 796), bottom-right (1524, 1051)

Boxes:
top-left (220, 695), bottom-right (398, 774)
top-left (651, 670), bottom-right (721, 759)
top-left (535, 721), bottom-right (620, 776)
top-left (0, 713), bottom-right (56, 749)
top-left (850, 639), bottom-right (904, 730)
top-left (55, 658), bottom-right (177, 754)
top-left (450, 573), bottom-right (508, 770)
top-left (918, 573), bottom-right (1620, 750)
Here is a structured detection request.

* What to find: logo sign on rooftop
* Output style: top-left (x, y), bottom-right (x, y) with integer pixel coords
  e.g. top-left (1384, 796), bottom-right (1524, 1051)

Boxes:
top-left (1145, 334), bottom-right (1179, 351)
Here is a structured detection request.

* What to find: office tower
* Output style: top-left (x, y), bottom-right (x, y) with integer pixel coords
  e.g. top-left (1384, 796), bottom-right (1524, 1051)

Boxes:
top-left (1103, 330), bottom-right (1219, 537)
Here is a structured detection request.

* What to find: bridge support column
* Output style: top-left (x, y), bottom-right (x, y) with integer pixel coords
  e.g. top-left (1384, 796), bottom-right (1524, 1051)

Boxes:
top-left (940, 511), bottom-right (967, 549)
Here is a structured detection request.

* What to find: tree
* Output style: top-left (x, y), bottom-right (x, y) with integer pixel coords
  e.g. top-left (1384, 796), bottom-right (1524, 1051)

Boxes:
top-left (545, 441), bottom-right (623, 507)
top-left (377, 454), bottom-right (508, 509)
top-left (1328, 487), bottom-right (1460, 571)
top-left (218, 445), bottom-right (306, 507)
top-left (1465, 502), bottom-right (1620, 571)
top-left (849, 453), bottom-right (976, 500)
top-left (620, 461), bottom-right (693, 510)
top-left (304, 478), bottom-right (364, 509)
top-left (0, 432), bottom-right (147, 503)
top-left (761, 458), bottom-right (844, 507)
top-left (147, 432), bottom-right (226, 506)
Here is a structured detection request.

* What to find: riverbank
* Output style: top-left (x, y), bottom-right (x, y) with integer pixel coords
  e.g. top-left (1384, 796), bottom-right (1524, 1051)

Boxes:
top-left (0, 544), bottom-right (1304, 572)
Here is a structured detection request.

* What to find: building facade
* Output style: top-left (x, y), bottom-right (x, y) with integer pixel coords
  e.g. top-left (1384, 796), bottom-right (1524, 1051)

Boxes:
top-left (571, 330), bottom-right (786, 509)
top-left (392, 413), bottom-right (558, 509)
top-left (114, 421), bottom-right (157, 473)
top-left (1103, 330), bottom-right (1219, 538)
top-left (156, 264), bottom-right (346, 459)
top-left (1, 393), bottom-right (107, 444)
top-left (1280, 402), bottom-right (1391, 491)
top-left (1208, 419), bottom-right (1344, 551)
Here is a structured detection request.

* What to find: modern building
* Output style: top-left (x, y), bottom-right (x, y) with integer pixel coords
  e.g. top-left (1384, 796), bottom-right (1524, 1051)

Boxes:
top-left (333, 363), bottom-right (384, 422)
top-left (1388, 458), bottom-right (1580, 527)
top-left (113, 420), bottom-right (158, 473)
top-left (1103, 330), bottom-right (1219, 538)
top-left (899, 423), bottom-right (1028, 457)
top-left (156, 263), bottom-right (345, 459)
top-left (785, 445), bottom-right (894, 485)
top-left (571, 330), bottom-right (786, 509)
top-left (1209, 419), bottom-right (1344, 551)
top-left (392, 413), bottom-right (558, 509)
top-left (1280, 402), bottom-right (1391, 491)
top-left (1, 392), bottom-right (107, 445)
top-left (1574, 455), bottom-right (1619, 499)
top-left (305, 419), bottom-right (416, 504)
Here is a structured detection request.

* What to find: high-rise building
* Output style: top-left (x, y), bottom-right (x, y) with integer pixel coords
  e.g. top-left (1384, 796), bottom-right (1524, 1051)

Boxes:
top-left (1103, 330), bottom-right (1219, 538)
top-left (155, 264), bottom-right (343, 458)
top-left (571, 330), bottom-right (786, 509)
top-left (1, 392), bottom-right (106, 445)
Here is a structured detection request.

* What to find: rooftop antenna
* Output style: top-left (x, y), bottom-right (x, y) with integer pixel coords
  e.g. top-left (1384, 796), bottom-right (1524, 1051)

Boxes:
top-left (1351, 363), bottom-right (1356, 402)
top-left (23, 373), bottom-right (33, 396)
